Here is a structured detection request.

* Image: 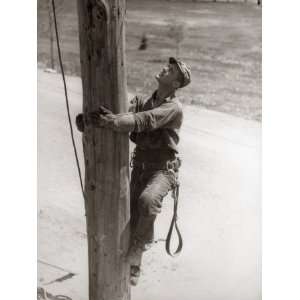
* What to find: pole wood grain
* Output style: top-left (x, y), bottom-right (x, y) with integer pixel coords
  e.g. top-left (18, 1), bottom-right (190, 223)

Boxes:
top-left (76, 0), bottom-right (130, 299)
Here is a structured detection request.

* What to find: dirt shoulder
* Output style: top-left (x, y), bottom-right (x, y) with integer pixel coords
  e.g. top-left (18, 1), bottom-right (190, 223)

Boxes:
top-left (38, 69), bottom-right (261, 300)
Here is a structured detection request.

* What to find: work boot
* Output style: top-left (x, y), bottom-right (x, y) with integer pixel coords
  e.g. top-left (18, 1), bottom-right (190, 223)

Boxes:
top-left (126, 239), bottom-right (144, 286)
top-left (130, 265), bottom-right (141, 286)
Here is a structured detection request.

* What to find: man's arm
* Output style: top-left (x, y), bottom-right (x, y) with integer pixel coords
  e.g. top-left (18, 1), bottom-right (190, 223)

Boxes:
top-left (76, 97), bottom-right (138, 133)
top-left (88, 101), bottom-right (182, 133)
top-left (76, 100), bottom-right (181, 133)
top-left (133, 101), bottom-right (182, 132)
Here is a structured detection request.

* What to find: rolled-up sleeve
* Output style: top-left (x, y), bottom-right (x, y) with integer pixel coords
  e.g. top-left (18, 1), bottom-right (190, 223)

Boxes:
top-left (133, 102), bottom-right (182, 132)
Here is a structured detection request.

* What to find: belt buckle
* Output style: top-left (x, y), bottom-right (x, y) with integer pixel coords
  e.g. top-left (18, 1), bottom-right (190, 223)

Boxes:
top-left (166, 161), bottom-right (172, 171)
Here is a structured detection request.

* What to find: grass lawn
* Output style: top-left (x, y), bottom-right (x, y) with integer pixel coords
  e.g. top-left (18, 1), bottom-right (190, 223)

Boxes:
top-left (38, 0), bottom-right (261, 121)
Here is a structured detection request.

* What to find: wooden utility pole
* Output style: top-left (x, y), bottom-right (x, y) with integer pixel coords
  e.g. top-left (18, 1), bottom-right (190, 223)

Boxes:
top-left (76, 1), bottom-right (130, 300)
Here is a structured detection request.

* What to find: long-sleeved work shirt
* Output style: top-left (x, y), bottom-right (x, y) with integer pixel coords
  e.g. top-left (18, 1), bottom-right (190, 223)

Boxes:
top-left (128, 91), bottom-right (183, 160)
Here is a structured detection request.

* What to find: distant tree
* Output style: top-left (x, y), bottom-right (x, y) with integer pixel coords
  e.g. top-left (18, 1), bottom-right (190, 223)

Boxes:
top-left (167, 20), bottom-right (186, 58)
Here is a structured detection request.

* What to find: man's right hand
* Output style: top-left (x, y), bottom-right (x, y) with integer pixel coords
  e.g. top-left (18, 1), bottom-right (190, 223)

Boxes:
top-left (75, 106), bottom-right (116, 132)
top-left (76, 113), bottom-right (84, 132)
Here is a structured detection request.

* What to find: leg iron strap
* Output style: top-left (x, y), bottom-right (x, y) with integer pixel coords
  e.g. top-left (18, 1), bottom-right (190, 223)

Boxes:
top-left (165, 183), bottom-right (183, 257)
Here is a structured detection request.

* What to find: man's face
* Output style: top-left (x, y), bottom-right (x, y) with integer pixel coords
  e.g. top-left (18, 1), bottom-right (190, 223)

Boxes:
top-left (155, 63), bottom-right (181, 88)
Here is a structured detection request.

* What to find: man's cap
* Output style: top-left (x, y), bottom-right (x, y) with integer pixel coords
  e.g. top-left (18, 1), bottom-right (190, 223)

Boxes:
top-left (169, 57), bottom-right (191, 88)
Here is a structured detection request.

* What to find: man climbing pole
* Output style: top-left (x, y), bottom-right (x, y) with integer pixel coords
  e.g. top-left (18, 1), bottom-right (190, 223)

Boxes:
top-left (76, 57), bottom-right (191, 286)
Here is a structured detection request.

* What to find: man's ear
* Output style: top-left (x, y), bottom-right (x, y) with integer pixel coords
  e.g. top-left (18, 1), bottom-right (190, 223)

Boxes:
top-left (172, 80), bottom-right (180, 89)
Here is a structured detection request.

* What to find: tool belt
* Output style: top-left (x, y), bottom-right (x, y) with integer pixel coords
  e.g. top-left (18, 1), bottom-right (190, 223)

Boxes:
top-left (130, 156), bottom-right (181, 172)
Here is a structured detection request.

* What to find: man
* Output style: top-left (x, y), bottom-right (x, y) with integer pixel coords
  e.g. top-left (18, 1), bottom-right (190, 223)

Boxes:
top-left (76, 57), bottom-right (191, 286)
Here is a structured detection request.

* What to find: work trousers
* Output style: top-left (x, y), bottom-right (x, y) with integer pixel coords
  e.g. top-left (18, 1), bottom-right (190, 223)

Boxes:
top-left (130, 166), bottom-right (177, 248)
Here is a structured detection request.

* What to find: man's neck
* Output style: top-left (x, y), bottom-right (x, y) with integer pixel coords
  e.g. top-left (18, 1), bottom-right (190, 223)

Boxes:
top-left (156, 85), bottom-right (176, 102)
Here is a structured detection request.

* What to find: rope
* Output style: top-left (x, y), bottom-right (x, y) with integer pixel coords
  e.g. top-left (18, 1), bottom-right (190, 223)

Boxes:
top-left (51, 0), bottom-right (86, 201)
top-left (165, 183), bottom-right (183, 257)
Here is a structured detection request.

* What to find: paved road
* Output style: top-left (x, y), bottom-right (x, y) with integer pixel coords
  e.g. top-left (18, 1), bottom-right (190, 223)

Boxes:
top-left (38, 69), bottom-right (261, 300)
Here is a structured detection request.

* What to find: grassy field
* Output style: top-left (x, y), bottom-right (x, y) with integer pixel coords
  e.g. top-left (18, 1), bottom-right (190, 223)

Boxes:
top-left (38, 0), bottom-right (261, 121)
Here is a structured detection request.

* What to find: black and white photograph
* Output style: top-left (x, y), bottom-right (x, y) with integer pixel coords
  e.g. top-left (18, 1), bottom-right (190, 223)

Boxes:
top-left (37, 0), bottom-right (261, 299)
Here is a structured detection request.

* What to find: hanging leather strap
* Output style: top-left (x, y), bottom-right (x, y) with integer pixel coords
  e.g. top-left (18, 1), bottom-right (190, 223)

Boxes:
top-left (165, 183), bottom-right (183, 257)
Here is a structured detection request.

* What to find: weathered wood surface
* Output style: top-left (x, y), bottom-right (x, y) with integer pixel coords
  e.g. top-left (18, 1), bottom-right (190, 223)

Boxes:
top-left (76, 0), bottom-right (130, 299)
